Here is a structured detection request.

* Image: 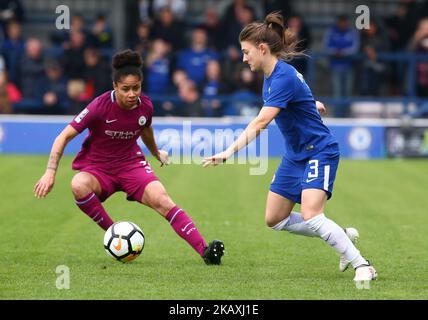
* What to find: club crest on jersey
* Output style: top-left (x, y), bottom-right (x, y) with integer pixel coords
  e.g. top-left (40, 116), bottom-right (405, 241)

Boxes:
top-left (138, 116), bottom-right (147, 126)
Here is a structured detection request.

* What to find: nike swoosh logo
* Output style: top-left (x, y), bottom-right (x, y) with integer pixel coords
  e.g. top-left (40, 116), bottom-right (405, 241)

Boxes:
top-left (106, 119), bottom-right (118, 123)
top-left (113, 235), bottom-right (122, 251)
top-left (306, 178), bottom-right (317, 183)
top-left (181, 222), bottom-right (192, 232)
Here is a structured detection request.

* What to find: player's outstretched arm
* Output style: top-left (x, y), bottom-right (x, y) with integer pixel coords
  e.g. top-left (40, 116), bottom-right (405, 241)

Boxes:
top-left (140, 126), bottom-right (169, 166)
top-left (34, 125), bottom-right (79, 198)
top-left (202, 106), bottom-right (280, 167)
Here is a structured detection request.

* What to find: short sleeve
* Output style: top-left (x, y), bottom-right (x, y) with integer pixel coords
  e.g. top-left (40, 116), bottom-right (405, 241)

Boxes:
top-left (263, 73), bottom-right (295, 109)
top-left (141, 96), bottom-right (154, 128)
top-left (69, 98), bottom-right (100, 133)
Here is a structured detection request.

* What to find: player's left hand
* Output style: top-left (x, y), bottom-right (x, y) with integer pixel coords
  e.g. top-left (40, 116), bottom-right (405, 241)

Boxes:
top-left (34, 170), bottom-right (55, 198)
top-left (157, 150), bottom-right (170, 167)
top-left (316, 101), bottom-right (327, 116)
top-left (202, 151), bottom-right (230, 167)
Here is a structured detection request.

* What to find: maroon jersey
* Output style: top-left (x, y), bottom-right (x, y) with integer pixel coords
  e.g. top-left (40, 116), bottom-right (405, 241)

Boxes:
top-left (70, 90), bottom-right (154, 170)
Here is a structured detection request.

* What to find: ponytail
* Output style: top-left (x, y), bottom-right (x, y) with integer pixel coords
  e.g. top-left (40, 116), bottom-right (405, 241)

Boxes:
top-left (239, 11), bottom-right (304, 61)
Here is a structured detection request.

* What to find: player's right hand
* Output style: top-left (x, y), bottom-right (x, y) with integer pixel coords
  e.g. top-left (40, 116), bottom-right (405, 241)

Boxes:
top-left (34, 171), bottom-right (55, 198)
top-left (202, 151), bottom-right (229, 167)
top-left (157, 150), bottom-right (170, 167)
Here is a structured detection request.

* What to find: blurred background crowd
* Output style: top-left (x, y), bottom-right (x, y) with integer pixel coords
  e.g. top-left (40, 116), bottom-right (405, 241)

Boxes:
top-left (1, 0), bottom-right (428, 117)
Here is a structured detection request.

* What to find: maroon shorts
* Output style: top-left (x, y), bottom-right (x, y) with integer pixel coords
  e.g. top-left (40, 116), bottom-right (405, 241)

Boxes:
top-left (78, 160), bottom-right (159, 203)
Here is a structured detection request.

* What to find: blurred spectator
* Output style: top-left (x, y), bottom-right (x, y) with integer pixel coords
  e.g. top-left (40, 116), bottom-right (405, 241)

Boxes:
top-left (171, 69), bottom-right (188, 90)
top-left (222, 5), bottom-right (255, 87)
top-left (66, 79), bottom-right (86, 114)
top-left (82, 47), bottom-right (111, 98)
top-left (223, 3), bottom-right (255, 59)
top-left (176, 27), bottom-right (219, 86)
top-left (225, 65), bottom-right (261, 116)
top-left (150, 6), bottom-right (186, 51)
top-left (35, 59), bottom-right (69, 114)
top-left (153, 0), bottom-right (187, 21)
top-left (50, 14), bottom-right (88, 48)
top-left (131, 22), bottom-right (151, 57)
top-left (286, 14), bottom-right (311, 76)
top-left (90, 14), bottom-right (114, 48)
top-left (0, 0), bottom-right (24, 22)
top-left (324, 15), bottom-right (359, 116)
top-left (222, 0), bottom-right (252, 32)
top-left (409, 18), bottom-right (428, 97)
top-left (385, 1), bottom-right (418, 95)
top-left (0, 0), bottom-right (24, 38)
top-left (124, 0), bottom-right (144, 47)
top-left (154, 68), bottom-right (188, 116)
top-left (144, 38), bottom-right (172, 96)
top-left (198, 7), bottom-right (224, 51)
top-left (18, 38), bottom-right (44, 99)
top-left (177, 79), bottom-right (202, 116)
top-left (1, 20), bottom-right (25, 85)
top-left (385, 2), bottom-right (417, 52)
top-left (0, 57), bottom-right (21, 113)
top-left (70, 14), bottom-right (87, 33)
top-left (201, 60), bottom-right (225, 117)
top-left (359, 20), bottom-right (390, 96)
top-left (61, 30), bottom-right (87, 79)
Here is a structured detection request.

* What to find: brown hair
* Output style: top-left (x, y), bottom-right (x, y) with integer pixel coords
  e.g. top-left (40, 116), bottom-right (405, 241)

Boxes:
top-left (239, 11), bottom-right (303, 61)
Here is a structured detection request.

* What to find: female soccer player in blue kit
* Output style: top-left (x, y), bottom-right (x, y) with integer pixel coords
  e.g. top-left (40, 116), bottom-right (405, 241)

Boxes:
top-left (203, 12), bottom-right (377, 283)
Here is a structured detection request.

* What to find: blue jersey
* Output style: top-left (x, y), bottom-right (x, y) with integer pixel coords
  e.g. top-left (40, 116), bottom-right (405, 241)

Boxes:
top-left (176, 49), bottom-right (219, 85)
top-left (263, 60), bottom-right (337, 161)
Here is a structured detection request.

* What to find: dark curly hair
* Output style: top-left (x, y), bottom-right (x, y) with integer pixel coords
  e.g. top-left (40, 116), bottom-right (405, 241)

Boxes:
top-left (111, 49), bottom-right (143, 83)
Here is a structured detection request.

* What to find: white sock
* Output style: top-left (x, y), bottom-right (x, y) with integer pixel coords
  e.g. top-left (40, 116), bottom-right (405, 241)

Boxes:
top-left (271, 211), bottom-right (318, 237)
top-left (305, 213), bottom-right (368, 268)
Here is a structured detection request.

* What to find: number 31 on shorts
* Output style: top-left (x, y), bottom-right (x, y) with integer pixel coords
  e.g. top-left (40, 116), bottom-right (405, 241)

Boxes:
top-left (140, 160), bottom-right (153, 174)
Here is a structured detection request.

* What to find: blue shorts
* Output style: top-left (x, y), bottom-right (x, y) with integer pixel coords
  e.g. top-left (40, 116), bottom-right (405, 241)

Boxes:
top-left (270, 143), bottom-right (340, 204)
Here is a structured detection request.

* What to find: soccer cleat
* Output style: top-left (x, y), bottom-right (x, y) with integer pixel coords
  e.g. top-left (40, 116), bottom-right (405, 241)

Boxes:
top-left (339, 227), bottom-right (359, 272)
top-left (353, 264), bottom-right (378, 282)
top-left (202, 240), bottom-right (225, 265)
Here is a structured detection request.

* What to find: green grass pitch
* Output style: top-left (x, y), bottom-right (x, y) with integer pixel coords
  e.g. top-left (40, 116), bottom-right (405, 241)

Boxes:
top-left (0, 155), bottom-right (427, 299)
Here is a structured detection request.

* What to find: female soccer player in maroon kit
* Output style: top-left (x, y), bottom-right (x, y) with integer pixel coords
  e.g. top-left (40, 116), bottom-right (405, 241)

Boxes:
top-left (34, 49), bottom-right (224, 265)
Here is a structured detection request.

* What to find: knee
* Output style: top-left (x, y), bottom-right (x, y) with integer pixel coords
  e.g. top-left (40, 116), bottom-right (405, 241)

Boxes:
top-left (148, 192), bottom-right (175, 216)
top-left (70, 175), bottom-right (92, 198)
top-left (265, 211), bottom-right (280, 228)
top-left (300, 201), bottom-right (323, 221)
top-left (300, 208), bottom-right (320, 221)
